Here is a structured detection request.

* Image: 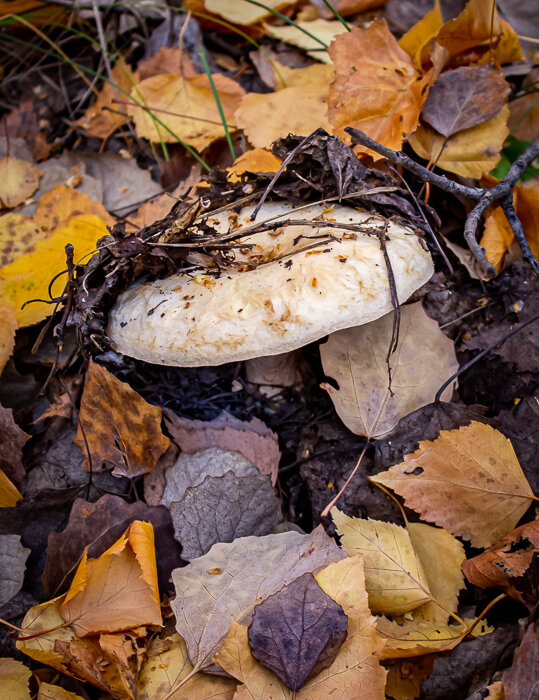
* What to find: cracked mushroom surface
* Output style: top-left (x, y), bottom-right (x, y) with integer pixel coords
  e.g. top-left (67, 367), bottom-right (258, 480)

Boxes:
top-left (107, 201), bottom-right (434, 366)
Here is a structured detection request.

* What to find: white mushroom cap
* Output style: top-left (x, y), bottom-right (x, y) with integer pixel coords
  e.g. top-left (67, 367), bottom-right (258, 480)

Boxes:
top-left (107, 201), bottom-right (433, 366)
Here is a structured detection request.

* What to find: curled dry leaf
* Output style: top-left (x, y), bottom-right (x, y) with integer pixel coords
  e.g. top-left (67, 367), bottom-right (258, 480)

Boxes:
top-left (75, 360), bottom-right (170, 477)
top-left (371, 421), bottom-right (535, 548)
top-left (248, 572), bottom-right (348, 690)
top-left (332, 509), bottom-right (431, 615)
top-left (328, 20), bottom-right (434, 154)
top-left (127, 73), bottom-right (245, 151)
top-left (215, 555), bottom-right (387, 700)
top-left (503, 622), bottom-right (539, 700)
top-left (171, 526), bottom-right (345, 673)
top-left (60, 520), bottom-right (162, 637)
top-left (462, 519), bottom-right (539, 607)
top-left (421, 65), bottom-right (510, 137)
top-left (0, 155), bottom-right (41, 208)
top-left (320, 303), bottom-right (457, 439)
top-left (0, 658), bottom-right (31, 699)
top-left (409, 104), bottom-right (510, 179)
top-left (170, 470), bottom-right (283, 560)
top-left (0, 534), bottom-right (30, 605)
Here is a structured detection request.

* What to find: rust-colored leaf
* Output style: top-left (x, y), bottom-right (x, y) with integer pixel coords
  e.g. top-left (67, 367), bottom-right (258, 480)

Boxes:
top-left (74, 360), bottom-right (170, 477)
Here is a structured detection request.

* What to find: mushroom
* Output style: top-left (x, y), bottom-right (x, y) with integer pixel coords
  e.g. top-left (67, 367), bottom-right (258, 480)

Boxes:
top-left (107, 201), bottom-right (433, 370)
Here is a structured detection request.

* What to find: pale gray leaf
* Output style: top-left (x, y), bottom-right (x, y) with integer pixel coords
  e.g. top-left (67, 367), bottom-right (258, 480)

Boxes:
top-left (0, 535), bottom-right (30, 605)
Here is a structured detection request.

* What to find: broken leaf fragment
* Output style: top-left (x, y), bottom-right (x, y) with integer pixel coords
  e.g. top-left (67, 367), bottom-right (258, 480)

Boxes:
top-left (371, 421), bottom-right (535, 548)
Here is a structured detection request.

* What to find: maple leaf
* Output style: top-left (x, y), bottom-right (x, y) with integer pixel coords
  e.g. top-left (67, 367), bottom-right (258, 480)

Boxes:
top-left (214, 555), bottom-right (387, 699)
top-left (331, 509), bottom-right (432, 615)
top-left (0, 155), bottom-right (41, 208)
top-left (74, 360), bottom-right (170, 477)
top-left (371, 421), bottom-right (536, 548)
top-left (127, 73), bottom-right (244, 151)
top-left (60, 520), bottom-right (162, 636)
top-left (328, 19), bottom-right (434, 155)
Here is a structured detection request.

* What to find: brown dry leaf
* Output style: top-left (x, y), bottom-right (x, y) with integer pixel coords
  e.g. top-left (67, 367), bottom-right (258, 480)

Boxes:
top-left (171, 526), bottom-right (345, 673)
top-left (408, 105), bottom-right (509, 179)
top-left (266, 19), bottom-right (347, 63)
top-left (0, 156), bottom-right (41, 208)
top-left (76, 57), bottom-right (136, 139)
top-left (436, 0), bottom-right (523, 66)
top-left (137, 632), bottom-right (236, 699)
top-left (371, 421), bottom-right (535, 548)
top-left (0, 213), bottom-right (45, 267)
top-left (332, 509), bottom-right (431, 615)
top-left (420, 65), bottom-right (510, 137)
top-left (406, 522), bottom-right (465, 624)
top-left (2, 97), bottom-right (51, 161)
top-left (61, 520), bottom-right (162, 637)
top-left (128, 73), bottom-right (244, 150)
top-left (33, 185), bottom-right (115, 231)
top-left (227, 149), bottom-right (282, 181)
top-left (214, 555), bottom-right (387, 699)
top-left (0, 302), bottom-right (17, 374)
top-left (377, 616), bottom-right (492, 659)
top-left (398, 1), bottom-right (444, 67)
top-left (509, 69), bottom-right (539, 141)
top-left (0, 405), bottom-right (28, 486)
top-left (336, 0), bottom-right (386, 14)
top-left (503, 622), bottom-right (538, 700)
top-left (137, 46), bottom-right (182, 81)
top-left (74, 360), bottom-right (170, 477)
top-left (235, 81), bottom-right (332, 149)
top-left (0, 469), bottom-right (22, 507)
top-left (38, 683), bottom-right (86, 699)
top-left (165, 410), bottom-right (281, 485)
top-left (0, 214), bottom-right (109, 326)
top-left (0, 658), bottom-right (31, 699)
top-left (204, 0), bottom-right (297, 25)
top-left (384, 657), bottom-right (435, 700)
top-left (462, 520), bottom-right (539, 607)
top-left (328, 19), bottom-right (433, 154)
top-left (320, 303), bottom-right (457, 439)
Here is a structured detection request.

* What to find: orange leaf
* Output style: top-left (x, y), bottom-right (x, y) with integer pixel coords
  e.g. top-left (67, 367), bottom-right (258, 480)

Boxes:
top-left (228, 149), bottom-right (282, 181)
top-left (33, 185), bottom-right (114, 232)
top-left (74, 360), bottom-right (170, 477)
top-left (0, 469), bottom-right (22, 507)
top-left (61, 521), bottom-right (162, 637)
top-left (328, 19), bottom-right (433, 155)
top-left (399, 0), bottom-right (444, 67)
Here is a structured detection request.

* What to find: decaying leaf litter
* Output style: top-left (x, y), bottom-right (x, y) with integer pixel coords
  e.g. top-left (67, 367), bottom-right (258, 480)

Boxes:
top-left (0, 0), bottom-right (538, 698)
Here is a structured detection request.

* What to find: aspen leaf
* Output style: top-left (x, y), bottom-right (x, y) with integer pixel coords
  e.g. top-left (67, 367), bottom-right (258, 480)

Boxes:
top-left (128, 73), bottom-right (244, 150)
top-left (171, 527), bottom-right (345, 673)
top-left (328, 20), bottom-right (433, 154)
top-left (137, 633), bottom-right (236, 700)
top-left (408, 105), bottom-right (510, 179)
top-left (332, 509), bottom-right (431, 615)
top-left (371, 422), bottom-right (535, 548)
top-left (0, 214), bottom-right (108, 326)
top-left (320, 303), bottom-right (457, 439)
top-left (266, 19), bottom-right (347, 63)
top-left (215, 555), bottom-right (387, 699)
top-left (74, 360), bottom-right (170, 477)
top-left (17, 597), bottom-right (78, 670)
top-left (61, 520), bottom-right (162, 636)
top-left (0, 658), bottom-right (31, 699)
top-left (0, 155), bottom-right (41, 208)
top-left (0, 213), bottom-right (45, 268)
top-left (33, 184), bottom-right (114, 231)
top-left (204, 0), bottom-right (297, 26)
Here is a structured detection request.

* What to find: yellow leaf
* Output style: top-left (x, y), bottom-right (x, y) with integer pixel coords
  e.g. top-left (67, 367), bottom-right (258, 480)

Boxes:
top-left (204, 0), bottom-right (297, 26)
top-left (228, 149), bottom-right (282, 181)
top-left (0, 214), bottom-right (108, 326)
top-left (406, 522), bottom-right (465, 623)
top-left (480, 203), bottom-right (518, 273)
top-left (235, 80), bottom-right (332, 149)
top-left (0, 658), bottom-right (31, 699)
top-left (371, 421), bottom-right (535, 548)
top-left (328, 20), bottom-right (432, 155)
top-left (0, 213), bottom-right (45, 268)
top-left (76, 57), bottom-right (136, 139)
top-left (137, 632), bottom-right (236, 699)
top-left (266, 19), bottom-right (347, 63)
top-left (61, 521), bottom-right (162, 637)
top-left (0, 300), bottom-right (17, 375)
top-left (408, 105), bottom-right (509, 178)
top-left (485, 680), bottom-right (505, 699)
top-left (38, 683), bottom-right (86, 700)
top-left (33, 185), bottom-right (115, 231)
top-left (214, 555), bottom-right (387, 699)
top-left (384, 657), bottom-right (435, 700)
top-left (16, 597), bottom-right (76, 670)
top-left (0, 468), bottom-right (22, 507)
top-left (399, 1), bottom-right (443, 67)
top-left (331, 509), bottom-right (431, 615)
top-left (272, 62), bottom-right (334, 90)
top-left (0, 156), bottom-right (41, 208)
top-left (128, 73), bottom-right (245, 150)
